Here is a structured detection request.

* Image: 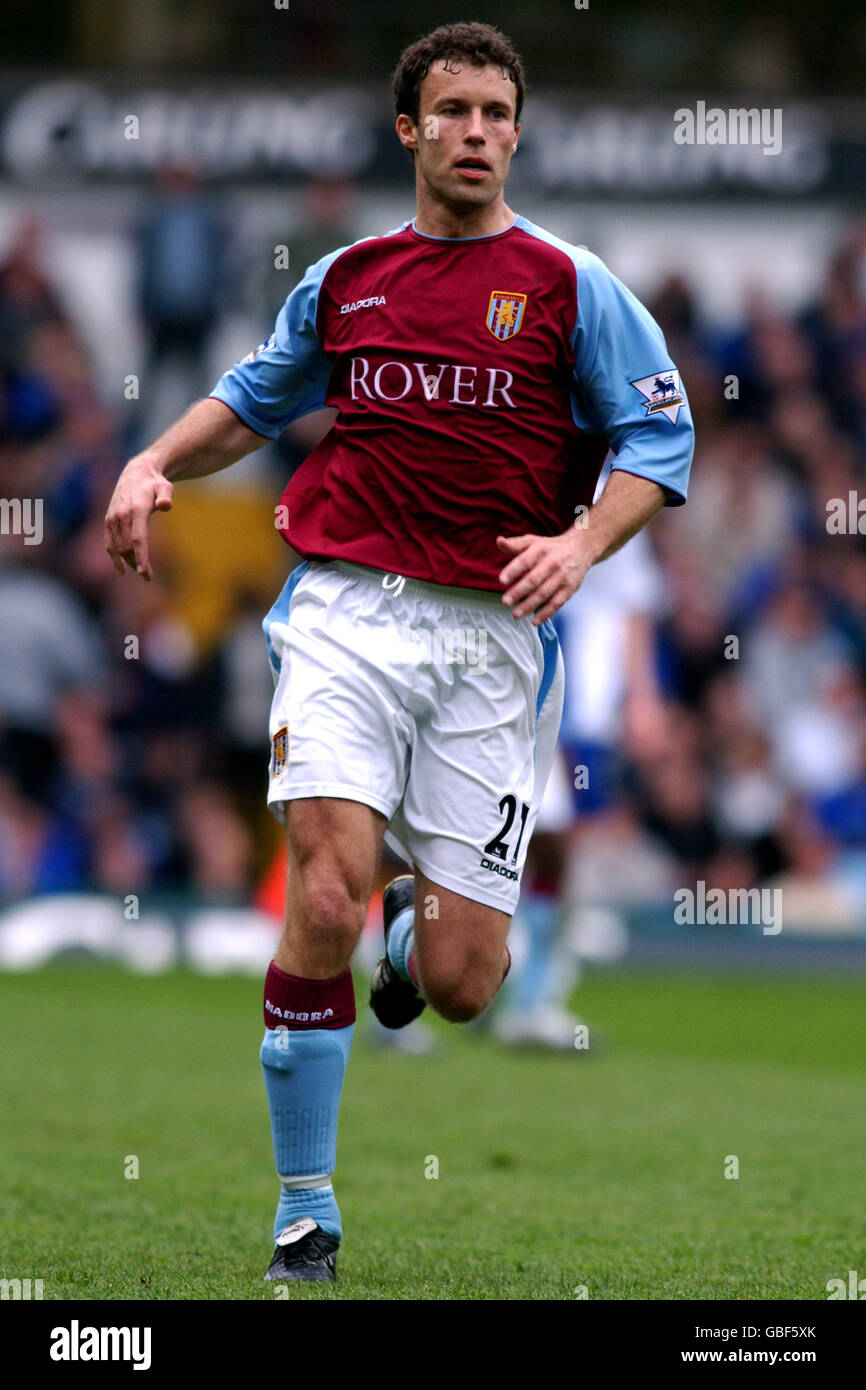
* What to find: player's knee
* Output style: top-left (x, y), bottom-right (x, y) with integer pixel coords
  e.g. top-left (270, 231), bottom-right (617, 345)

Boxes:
top-left (297, 876), bottom-right (365, 952)
top-left (423, 969), bottom-right (496, 1024)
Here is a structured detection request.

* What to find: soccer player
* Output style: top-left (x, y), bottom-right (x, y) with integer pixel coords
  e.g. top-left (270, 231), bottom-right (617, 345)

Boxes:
top-left (493, 502), bottom-right (669, 1050)
top-left (104, 21), bottom-right (695, 1282)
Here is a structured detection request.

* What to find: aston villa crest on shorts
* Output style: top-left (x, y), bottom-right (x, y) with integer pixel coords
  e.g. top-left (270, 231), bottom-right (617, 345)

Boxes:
top-left (271, 725), bottom-right (289, 776)
top-left (630, 370), bottom-right (686, 424)
top-left (486, 290), bottom-right (527, 341)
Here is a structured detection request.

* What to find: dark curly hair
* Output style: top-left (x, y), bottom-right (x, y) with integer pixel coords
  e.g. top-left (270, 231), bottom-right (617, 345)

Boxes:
top-left (392, 21), bottom-right (526, 128)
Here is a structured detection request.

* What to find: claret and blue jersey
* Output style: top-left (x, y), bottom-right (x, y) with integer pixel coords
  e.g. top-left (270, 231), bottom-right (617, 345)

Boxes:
top-left (210, 214), bottom-right (695, 590)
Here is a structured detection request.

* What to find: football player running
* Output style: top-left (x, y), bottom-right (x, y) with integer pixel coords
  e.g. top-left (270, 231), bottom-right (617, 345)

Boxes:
top-left (105, 21), bottom-right (694, 1282)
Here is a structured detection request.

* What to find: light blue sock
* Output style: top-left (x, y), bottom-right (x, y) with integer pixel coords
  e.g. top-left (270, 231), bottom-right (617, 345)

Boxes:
top-left (260, 1024), bottom-right (354, 1242)
top-left (385, 906), bottom-right (415, 983)
top-left (510, 893), bottom-right (561, 1014)
top-left (272, 1184), bottom-right (342, 1244)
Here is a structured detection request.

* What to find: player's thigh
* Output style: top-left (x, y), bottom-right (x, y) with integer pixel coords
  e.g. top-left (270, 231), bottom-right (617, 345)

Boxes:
top-left (399, 611), bottom-right (564, 917)
top-left (412, 871), bottom-right (510, 1011)
top-left (264, 560), bottom-right (411, 827)
top-left (264, 561), bottom-right (412, 974)
top-left (276, 796), bottom-right (387, 977)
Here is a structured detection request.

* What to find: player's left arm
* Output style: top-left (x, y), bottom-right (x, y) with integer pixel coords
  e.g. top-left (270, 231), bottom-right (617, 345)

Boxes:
top-left (498, 251), bottom-right (695, 625)
top-left (498, 469), bottom-right (664, 623)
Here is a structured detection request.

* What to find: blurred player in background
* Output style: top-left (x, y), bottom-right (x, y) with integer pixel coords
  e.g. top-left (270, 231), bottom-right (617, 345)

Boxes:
top-left (494, 473), bottom-right (668, 1049)
top-left (135, 164), bottom-right (226, 443)
top-left (104, 22), bottom-right (694, 1282)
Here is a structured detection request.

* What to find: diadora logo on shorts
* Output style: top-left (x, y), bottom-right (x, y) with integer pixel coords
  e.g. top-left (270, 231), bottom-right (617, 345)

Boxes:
top-left (479, 857), bottom-right (519, 881)
top-left (265, 1000), bottom-right (334, 1023)
top-left (341, 295), bottom-right (387, 314)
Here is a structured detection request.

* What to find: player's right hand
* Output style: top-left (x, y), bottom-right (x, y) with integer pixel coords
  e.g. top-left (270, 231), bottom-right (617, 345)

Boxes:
top-left (104, 459), bottom-right (174, 581)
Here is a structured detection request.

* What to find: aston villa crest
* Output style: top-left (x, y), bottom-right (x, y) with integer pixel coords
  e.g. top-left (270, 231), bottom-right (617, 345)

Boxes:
top-left (271, 725), bottom-right (289, 776)
top-left (486, 290), bottom-right (527, 341)
top-left (630, 370), bottom-right (686, 424)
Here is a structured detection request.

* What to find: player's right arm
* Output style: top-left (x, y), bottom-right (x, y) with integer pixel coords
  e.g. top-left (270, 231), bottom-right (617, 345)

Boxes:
top-left (106, 243), bottom-right (347, 580)
top-left (104, 399), bottom-right (266, 580)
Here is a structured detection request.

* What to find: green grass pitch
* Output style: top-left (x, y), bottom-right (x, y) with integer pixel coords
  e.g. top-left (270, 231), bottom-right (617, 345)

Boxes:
top-left (1, 964), bottom-right (864, 1300)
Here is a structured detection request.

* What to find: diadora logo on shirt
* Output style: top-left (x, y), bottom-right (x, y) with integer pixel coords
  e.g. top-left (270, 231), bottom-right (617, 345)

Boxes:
top-left (341, 295), bottom-right (387, 315)
top-left (350, 357), bottom-right (516, 408)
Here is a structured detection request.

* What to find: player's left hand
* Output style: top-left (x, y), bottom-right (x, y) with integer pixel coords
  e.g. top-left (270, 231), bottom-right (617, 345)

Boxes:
top-left (496, 529), bottom-right (595, 625)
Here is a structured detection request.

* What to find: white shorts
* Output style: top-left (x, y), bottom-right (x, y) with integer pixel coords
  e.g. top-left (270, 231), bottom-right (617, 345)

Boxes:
top-left (263, 559), bottom-right (564, 913)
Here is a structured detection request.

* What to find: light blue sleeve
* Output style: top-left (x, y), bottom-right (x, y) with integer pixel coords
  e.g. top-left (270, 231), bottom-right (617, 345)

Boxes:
top-left (209, 247), bottom-right (346, 439)
top-left (571, 251), bottom-right (694, 503)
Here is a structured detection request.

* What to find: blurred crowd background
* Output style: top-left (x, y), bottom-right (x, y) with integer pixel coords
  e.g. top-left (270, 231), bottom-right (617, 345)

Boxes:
top-left (0, 0), bottom-right (864, 937)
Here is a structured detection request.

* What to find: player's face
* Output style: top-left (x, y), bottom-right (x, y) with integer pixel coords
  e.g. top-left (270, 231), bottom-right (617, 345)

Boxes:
top-left (403, 60), bottom-right (520, 211)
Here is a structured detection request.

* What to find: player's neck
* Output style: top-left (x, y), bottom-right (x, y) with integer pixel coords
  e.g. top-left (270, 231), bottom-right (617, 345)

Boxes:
top-left (413, 193), bottom-right (516, 241)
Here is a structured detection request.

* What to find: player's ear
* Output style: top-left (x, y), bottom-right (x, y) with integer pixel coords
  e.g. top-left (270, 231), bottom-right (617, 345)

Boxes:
top-left (395, 113), bottom-right (419, 157)
top-left (512, 121), bottom-right (520, 155)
